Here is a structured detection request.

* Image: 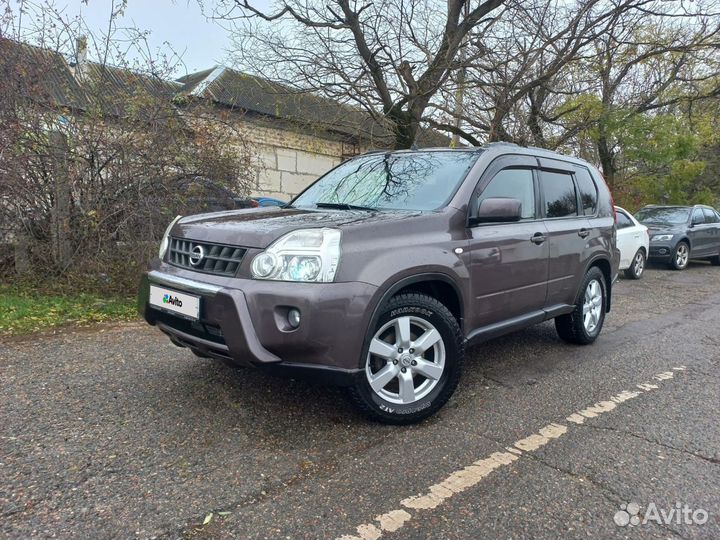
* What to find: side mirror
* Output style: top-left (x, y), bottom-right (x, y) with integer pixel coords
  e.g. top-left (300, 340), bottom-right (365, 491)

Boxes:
top-left (471, 197), bottom-right (522, 225)
top-left (691, 217), bottom-right (702, 227)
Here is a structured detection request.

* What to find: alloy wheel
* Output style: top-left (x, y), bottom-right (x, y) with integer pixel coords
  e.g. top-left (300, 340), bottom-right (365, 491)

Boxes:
top-left (365, 316), bottom-right (446, 405)
top-left (582, 279), bottom-right (603, 334)
top-left (633, 252), bottom-right (645, 277)
top-left (675, 244), bottom-right (689, 268)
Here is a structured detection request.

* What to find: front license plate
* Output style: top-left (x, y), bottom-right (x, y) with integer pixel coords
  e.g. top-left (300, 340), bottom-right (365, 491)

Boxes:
top-left (149, 285), bottom-right (200, 320)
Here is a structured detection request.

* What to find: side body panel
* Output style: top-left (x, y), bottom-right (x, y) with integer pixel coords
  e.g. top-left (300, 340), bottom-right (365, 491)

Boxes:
top-left (462, 154), bottom-right (549, 328)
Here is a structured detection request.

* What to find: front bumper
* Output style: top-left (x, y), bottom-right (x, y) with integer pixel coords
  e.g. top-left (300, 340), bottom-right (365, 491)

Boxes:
top-left (138, 262), bottom-right (378, 383)
top-left (648, 244), bottom-right (673, 260)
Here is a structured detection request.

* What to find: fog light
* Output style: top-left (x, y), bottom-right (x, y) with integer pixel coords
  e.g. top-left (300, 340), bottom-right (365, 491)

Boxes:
top-left (288, 308), bottom-right (301, 328)
top-left (659, 248), bottom-right (668, 255)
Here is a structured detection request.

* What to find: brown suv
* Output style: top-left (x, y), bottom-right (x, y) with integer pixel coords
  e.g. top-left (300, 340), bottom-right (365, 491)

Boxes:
top-left (138, 144), bottom-right (620, 424)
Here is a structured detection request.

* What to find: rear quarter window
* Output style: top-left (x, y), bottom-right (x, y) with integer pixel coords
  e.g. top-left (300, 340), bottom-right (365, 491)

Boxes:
top-left (616, 211), bottom-right (633, 229)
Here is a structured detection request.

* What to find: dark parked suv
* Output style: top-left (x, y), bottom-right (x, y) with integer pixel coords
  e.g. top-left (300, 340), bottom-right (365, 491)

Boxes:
top-left (138, 144), bottom-right (620, 423)
top-left (635, 204), bottom-right (720, 270)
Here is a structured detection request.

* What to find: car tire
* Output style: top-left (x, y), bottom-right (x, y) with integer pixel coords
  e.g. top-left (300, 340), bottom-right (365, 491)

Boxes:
top-left (709, 253), bottom-right (720, 266)
top-left (624, 249), bottom-right (646, 280)
top-left (348, 292), bottom-right (464, 424)
top-left (669, 241), bottom-right (690, 270)
top-left (555, 266), bottom-right (606, 345)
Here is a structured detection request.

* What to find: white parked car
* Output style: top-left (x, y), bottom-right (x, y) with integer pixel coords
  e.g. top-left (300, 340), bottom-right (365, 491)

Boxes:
top-left (615, 206), bottom-right (650, 279)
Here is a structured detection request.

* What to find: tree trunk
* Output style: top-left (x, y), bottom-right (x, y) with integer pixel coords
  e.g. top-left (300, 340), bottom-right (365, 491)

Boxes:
top-left (13, 232), bottom-right (31, 275)
top-left (389, 109), bottom-right (419, 150)
top-left (596, 131), bottom-right (615, 189)
top-left (49, 130), bottom-right (73, 270)
top-left (527, 89), bottom-right (547, 148)
top-left (488, 104), bottom-right (512, 143)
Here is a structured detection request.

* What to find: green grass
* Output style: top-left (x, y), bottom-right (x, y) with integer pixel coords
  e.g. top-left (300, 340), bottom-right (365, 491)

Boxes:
top-left (0, 284), bottom-right (137, 337)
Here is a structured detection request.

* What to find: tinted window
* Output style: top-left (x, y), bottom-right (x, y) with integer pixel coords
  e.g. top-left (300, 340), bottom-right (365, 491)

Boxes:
top-left (575, 168), bottom-right (598, 215)
top-left (692, 208), bottom-right (705, 224)
top-left (635, 207), bottom-right (690, 225)
top-left (292, 151), bottom-right (479, 211)
top-left (616, 211), bottom-right (633, 229)
top-left (702, 208), bottom-right (718, 223)
top-left (540, 171), bottom-right (578, 218)
top-left (477, 168), bottom-right (536, 219)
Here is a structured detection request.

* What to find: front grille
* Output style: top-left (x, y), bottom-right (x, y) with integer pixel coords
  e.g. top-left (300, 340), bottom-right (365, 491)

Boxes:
top-left (167, 237), bottom-right (246, 276)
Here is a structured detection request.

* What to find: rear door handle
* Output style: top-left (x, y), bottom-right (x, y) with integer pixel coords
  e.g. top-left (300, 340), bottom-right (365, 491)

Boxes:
top-left (531, 233), bottom-right (546, 245)
top-left (578, 228), bottom-right (590, 238)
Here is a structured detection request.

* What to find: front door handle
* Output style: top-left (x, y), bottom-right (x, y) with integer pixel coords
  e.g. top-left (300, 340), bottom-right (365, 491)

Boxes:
top-left (531, 233), bottom-right (546, 245)
top-left (578, 228), bottom-right (590, 238)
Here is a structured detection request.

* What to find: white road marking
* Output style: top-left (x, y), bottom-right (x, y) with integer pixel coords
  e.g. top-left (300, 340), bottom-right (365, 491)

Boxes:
top-left (335, 367), bottom-right (687, 540)
top-left (376, 510), bottom-right (411, 533)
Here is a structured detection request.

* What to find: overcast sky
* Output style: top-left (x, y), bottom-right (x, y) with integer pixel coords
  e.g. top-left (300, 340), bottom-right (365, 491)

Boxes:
top-left (5, 0), bottom-right (267, 77)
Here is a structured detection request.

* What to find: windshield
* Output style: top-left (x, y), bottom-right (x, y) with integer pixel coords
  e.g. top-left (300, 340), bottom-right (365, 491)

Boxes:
top-left (291, 151), bottom-right (480, 211)
top-left (635, 207), bottom-right (690, 225)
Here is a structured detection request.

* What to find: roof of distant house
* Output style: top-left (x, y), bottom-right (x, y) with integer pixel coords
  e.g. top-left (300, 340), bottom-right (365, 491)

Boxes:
top-left (176, 66), bottom-right (449, 146)
top-left (1, 37), bottom-right (449, 147)
top-left (0, 39), bottom-right (87, 110)
top-left (176, 66), bottom-right (396, 143)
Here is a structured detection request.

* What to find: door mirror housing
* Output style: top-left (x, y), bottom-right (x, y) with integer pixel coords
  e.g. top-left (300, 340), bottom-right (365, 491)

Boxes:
top-left (471, 197), bottom-right (523, 225)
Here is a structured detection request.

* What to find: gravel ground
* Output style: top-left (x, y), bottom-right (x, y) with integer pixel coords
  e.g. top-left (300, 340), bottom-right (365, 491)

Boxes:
top-left (1, 262), bottom-right (718, 540)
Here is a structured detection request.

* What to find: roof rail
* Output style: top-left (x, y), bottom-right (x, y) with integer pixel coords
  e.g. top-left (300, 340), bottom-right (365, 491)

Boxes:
top-left (482, 141), bottom-right (519, 147)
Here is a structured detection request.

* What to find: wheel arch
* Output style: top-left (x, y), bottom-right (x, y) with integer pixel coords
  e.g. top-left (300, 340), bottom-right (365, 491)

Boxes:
top-left (676, 237), bottom-right (691, 250)
top-left (358, 273), bottom-right (464, 370)
top-left (376, 273), bottom-right (464, 329)
top-left (584, 256), bottom-right (613, 312)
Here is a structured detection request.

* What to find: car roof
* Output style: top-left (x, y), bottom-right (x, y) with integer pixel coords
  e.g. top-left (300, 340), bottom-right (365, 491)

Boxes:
top-left (640, 205), bottom-right (693, 209)
top-left (361, 142), bottom-right (596, 169)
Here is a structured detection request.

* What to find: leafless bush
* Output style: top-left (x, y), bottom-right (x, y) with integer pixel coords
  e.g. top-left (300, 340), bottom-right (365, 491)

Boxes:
top-left (0, 4), bottom-right (255, 292)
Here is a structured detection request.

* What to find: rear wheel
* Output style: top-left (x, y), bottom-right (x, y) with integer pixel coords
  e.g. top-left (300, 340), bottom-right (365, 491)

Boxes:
top-left (555, 267), bottom-right (606, 345)
top-left (624, 249), bottom-right (646, 280)
top-left (669, 241), bottom-right (690, 270)
top-left (348, 293), bottom-right (464, 424)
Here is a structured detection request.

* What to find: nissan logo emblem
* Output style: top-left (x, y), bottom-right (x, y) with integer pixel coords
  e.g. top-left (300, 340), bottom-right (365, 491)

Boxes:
top-left (189, 245), bottom-right (205, 266)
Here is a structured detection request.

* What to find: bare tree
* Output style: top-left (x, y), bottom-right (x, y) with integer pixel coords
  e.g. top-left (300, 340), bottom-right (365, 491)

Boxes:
top-left (440, 0), bottom-right (720, 187)
top-left (208, 0), bottom-right (507, 149)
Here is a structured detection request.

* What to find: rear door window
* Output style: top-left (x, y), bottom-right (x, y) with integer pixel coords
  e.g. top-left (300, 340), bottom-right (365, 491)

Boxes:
top-left (540, 171), bottom-right (578, 218)
top-left (574, 168), bottom-right (598, 215)
top-left (703, 208), bottom-right (718, 223)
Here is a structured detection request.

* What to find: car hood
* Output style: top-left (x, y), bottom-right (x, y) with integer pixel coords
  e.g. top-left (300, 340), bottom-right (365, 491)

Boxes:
top-left (644, 224), bottom-right (685, 236)
top-left (172, 207), bottom-right (424, 248)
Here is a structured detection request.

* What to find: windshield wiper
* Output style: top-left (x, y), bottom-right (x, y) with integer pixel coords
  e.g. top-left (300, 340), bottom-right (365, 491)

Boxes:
top-left (315, 202), bottom-right (378, 211)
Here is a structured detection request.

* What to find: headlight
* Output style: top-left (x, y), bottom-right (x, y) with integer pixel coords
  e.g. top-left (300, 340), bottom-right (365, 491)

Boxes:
top-left (158, 215), bottom-right (182, 259)
top-left (652, 234), bottom-right (673, 242)
top-left (251, 228), bottom-right (341, 282)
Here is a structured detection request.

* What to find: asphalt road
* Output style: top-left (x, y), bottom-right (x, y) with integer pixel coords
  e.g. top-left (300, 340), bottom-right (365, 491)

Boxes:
top-left (1, 262), bottom-right (719, 540)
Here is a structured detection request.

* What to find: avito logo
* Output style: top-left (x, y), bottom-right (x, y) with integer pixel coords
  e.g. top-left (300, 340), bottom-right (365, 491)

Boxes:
top-left (162, 293), bottom-right (183, 307)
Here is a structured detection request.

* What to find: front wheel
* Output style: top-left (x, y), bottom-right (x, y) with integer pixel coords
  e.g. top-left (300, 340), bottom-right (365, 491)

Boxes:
top-left (624, 249), bottom-right (646, 280)
top-left (555, 267), bottom-right (607, 345)
top-left (669, 241), bottom-right (690, 270)
top-left (348, 293), bottom-right (464, 424)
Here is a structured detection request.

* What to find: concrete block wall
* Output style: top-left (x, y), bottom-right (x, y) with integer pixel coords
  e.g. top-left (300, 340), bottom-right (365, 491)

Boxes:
top-left (240, 119), bottom-right (354, 202)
